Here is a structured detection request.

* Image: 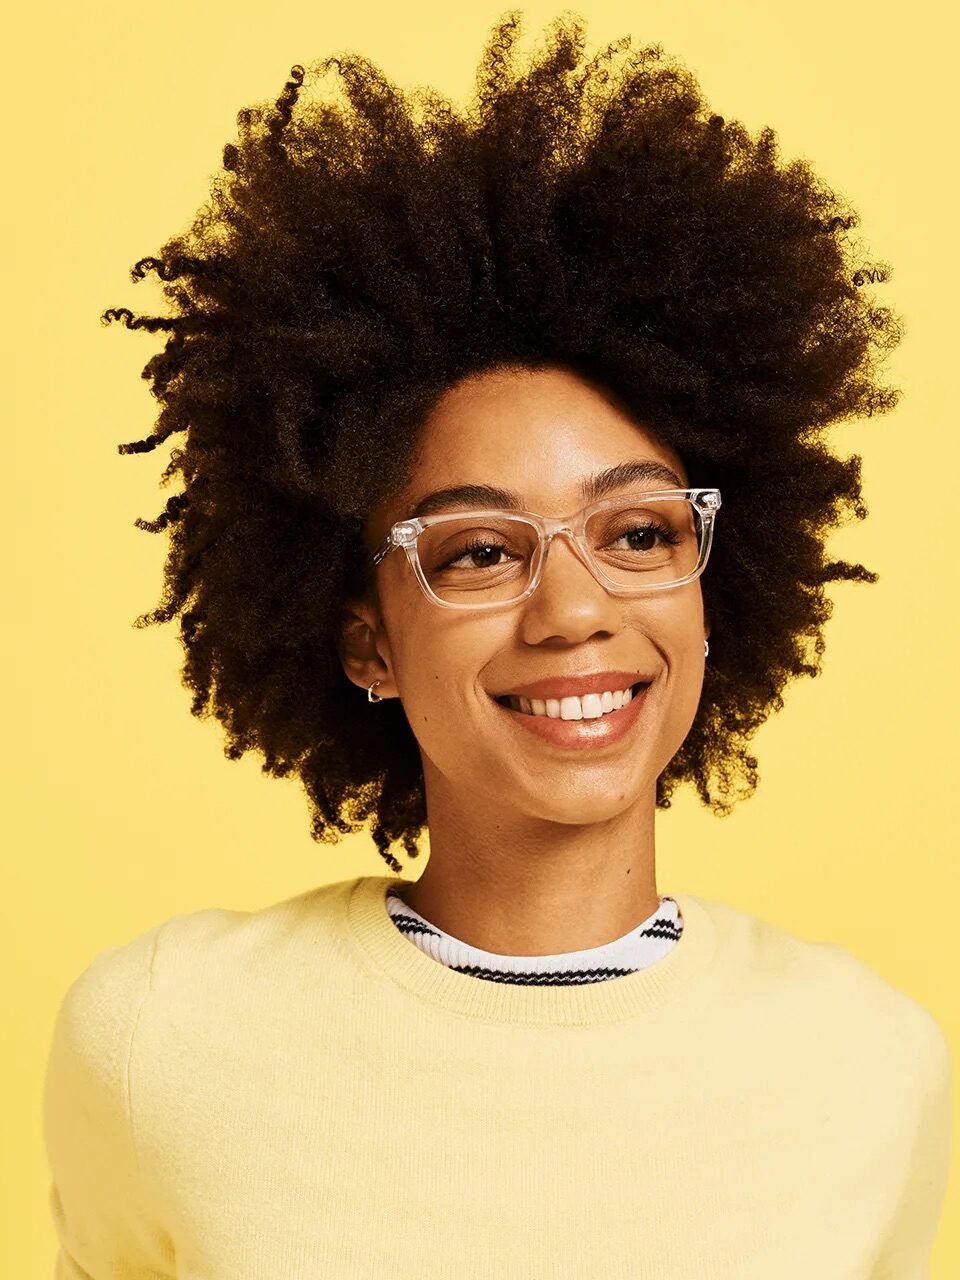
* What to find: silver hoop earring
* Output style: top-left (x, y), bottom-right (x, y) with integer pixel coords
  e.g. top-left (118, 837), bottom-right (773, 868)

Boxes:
top-left (704, 639), bottom-right (710, 658)
top-left (367, 680), bottom-right (384, 703)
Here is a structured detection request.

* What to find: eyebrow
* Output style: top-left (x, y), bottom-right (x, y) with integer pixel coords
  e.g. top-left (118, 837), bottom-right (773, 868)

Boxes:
top-left (408, 460), bottom-right (685, 519)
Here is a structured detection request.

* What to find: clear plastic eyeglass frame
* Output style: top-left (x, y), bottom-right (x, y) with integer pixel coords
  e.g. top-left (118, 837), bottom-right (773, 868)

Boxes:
top-left (370, 487), bottom-right (723, 611)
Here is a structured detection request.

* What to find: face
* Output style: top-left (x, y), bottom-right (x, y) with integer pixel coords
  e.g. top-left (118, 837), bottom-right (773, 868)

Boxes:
top-left (339, 364), bottom-right (710, 828)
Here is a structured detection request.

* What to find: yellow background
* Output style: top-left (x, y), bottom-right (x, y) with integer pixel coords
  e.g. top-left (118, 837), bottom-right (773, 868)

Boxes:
top-left (5, 0), bottom-right (957, 1272)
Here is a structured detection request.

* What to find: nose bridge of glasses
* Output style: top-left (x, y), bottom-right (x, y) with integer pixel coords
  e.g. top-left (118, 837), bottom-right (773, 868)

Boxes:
top-left (538, 518), bottom-right (602, 583)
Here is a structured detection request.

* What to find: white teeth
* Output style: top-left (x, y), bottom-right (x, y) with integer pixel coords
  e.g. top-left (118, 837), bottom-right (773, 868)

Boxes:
top-left (560, 695), bottom-right (585, 720)
top-left (506, 686), bottom-right (638, 719)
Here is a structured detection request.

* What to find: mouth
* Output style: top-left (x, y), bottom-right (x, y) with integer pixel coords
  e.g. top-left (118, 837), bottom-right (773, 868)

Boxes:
top-left (489, 678), bottom-right (653, 751)
top-left (492, 680), bottom-right (650, 719)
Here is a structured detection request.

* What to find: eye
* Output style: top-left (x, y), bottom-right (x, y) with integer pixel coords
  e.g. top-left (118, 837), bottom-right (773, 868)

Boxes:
top-left (607, 520), bottom-right (681, 552)
top-left (437, 537), bottom-right (520, 571)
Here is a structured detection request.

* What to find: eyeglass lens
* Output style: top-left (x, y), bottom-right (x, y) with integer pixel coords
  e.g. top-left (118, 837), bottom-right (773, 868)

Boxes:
top-left (415, 494), bottom-right (706, 605)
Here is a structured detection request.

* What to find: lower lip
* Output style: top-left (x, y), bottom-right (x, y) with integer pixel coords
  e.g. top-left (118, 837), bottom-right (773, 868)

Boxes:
top-left (491, 684), bottom-right (651, 750)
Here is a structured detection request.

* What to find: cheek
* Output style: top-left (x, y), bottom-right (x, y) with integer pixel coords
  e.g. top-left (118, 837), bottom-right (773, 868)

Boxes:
top-left (666, 640), bottom-right (707, 742)
top-left (388, 621), bottom-right (484, 727)
top-left (396, 664), bottom-right (491, 779)
top-left (627, 590), bottom-right (704, 661)
top-left (633, 598), bottom-right (705, 726)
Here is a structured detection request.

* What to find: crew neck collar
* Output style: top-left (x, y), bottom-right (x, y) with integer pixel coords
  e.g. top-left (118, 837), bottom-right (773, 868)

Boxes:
top-left (345, 875), bottom-right (719, 1026)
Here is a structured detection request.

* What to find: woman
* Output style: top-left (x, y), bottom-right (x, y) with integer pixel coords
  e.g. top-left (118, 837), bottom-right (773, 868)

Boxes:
top-left (43, 12), bottom-right (951, 1277)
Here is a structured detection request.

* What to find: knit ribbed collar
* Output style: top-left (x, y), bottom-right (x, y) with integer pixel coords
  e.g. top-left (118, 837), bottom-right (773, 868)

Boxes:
top-left (346, 875), bottom-right (719, 1026)
top-left (385, 886), bottom-right (683, 981)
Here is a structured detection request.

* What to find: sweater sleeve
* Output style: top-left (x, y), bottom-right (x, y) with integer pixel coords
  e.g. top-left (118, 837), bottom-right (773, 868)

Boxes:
top-left (41, 921), bottom-right (177, 1279)
top-left (872, 1012), bottom-right (953, 1279)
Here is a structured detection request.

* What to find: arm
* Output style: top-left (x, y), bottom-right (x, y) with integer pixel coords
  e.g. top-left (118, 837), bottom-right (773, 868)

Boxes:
top-left (872, 1013), bottom-right (953, 1279)
top-left (42, 922), bottom-right (176, 1279)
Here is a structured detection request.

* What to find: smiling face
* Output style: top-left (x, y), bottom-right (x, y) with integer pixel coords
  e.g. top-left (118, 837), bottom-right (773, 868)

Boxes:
top-left (339, 363), bottom-right (711, 829)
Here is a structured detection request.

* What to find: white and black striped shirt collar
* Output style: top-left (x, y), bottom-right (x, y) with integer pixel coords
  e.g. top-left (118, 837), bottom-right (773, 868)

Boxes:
top-left (385, 888), bottom-right (683, 987)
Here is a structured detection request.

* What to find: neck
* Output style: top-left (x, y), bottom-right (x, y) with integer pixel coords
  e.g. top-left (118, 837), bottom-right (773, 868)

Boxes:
top-left (399, 774), bottom-right (659, 956)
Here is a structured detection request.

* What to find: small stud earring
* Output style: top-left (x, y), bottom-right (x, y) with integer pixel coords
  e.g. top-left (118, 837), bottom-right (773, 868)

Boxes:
top-left (367, 680), bottom-right (384, 703)
top-left (704, 638), bottom-right (709, 658)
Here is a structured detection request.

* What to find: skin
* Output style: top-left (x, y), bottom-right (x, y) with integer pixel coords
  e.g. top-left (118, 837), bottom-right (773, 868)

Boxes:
top-left (338, 364), bottom-right (710, 957)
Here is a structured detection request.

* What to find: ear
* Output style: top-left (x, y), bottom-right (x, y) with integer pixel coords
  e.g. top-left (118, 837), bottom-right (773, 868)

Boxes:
top-left (337, 594), bottom-right (397, 699)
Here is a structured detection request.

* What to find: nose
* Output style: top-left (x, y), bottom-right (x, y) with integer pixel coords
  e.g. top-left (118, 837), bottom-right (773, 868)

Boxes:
top-left (521, 528), bottom-right (621, 632)
top-left (541, 527), bottom-right (597, 583)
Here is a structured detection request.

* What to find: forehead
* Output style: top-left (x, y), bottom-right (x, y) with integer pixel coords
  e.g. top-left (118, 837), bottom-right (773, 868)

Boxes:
top-left (405, 364), bottom-right (688, 508)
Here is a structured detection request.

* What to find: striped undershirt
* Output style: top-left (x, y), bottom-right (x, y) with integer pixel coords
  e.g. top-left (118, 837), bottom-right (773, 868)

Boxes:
top-left (385, 887), bottom-right (683, 987)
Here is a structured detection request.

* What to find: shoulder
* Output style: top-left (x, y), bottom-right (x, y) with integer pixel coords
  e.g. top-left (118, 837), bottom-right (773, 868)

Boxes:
top-left (48, 876), bottom-right (364, 1052)
top-left (688, 893), bottom-right (951, 1079)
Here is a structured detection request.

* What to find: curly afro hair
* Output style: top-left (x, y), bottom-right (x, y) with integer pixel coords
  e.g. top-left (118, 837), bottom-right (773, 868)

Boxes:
top-left (104, 10), bottom-right (902, 874)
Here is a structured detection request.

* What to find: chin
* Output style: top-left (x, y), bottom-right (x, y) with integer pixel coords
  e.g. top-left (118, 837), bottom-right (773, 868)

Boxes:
top-left (517, 779), bottom-right (654, 826)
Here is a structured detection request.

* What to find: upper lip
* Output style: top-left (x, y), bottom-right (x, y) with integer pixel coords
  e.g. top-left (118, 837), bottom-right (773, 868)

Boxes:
top-left (492, 670), bottom-right (655, 701)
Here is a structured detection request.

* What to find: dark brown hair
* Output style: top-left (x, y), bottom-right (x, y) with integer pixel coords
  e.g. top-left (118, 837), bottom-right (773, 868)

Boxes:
top-left (104, 11), bottom-right (902, 872)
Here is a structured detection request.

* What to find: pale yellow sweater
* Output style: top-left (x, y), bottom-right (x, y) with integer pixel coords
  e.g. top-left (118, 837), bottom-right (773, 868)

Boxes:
top-left (42, 875), bottom-right (952, 1278)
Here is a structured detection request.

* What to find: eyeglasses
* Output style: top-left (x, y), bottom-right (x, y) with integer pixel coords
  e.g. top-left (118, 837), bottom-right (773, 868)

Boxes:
top-left (370, 487), bottom-right (722, 610)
